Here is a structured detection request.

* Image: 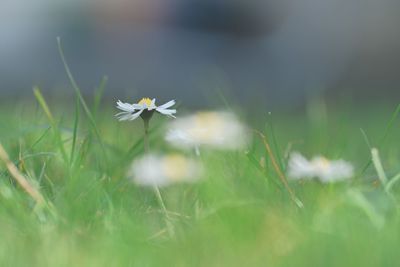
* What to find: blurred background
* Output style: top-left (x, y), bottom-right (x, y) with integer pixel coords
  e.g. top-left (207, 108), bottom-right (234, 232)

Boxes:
top-left (1, 0), bottom-right (400, 107)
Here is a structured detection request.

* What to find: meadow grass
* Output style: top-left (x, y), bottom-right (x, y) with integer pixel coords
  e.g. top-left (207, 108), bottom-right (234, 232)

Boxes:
top-left (0, 91), bottom-right (399, 267)
top-left (1, 41), bottom-right (400, 265)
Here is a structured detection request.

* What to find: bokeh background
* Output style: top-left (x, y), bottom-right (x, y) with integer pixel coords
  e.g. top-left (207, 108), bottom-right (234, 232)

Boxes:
top-left (1, 0), bottom-right (400, 107)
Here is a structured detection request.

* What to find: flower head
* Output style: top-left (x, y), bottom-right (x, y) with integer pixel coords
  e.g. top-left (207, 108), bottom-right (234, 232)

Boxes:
top-left (128, 153), bottom-right (202, 187)
top-left (287, 152), bottom-right (354, 183)
top-left (165, 111), bottom-right (249, 151)
top-left (116, 98), bottom-right (176, 121)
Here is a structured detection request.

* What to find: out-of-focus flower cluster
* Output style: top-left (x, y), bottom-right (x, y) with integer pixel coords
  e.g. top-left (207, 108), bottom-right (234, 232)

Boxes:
top-left (128, 153), bottom-right (202, 187)
top-left (287, 152), bottom-right (354, 183)
top-left (127, 111), bottom-right (250, 187)
top-left (122, 105), bottom-right (355, 187)
top-left (165, 111), bottom-right (249, 153)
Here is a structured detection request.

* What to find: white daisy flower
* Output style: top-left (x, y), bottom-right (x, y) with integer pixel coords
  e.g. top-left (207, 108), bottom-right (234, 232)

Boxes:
top-left (116, 97), bottom-right (176, 121)
top-left (128, 153), bottom-right (202, 187)
top-left (287, 152), bottom-right (354, 183)
top-left (165, 111), bottom-right (249, 153)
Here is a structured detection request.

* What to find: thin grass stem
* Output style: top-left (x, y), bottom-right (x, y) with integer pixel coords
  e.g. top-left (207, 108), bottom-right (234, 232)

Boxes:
top-left (0, 143), bottom-right (45, 204)
top-left (255, 130), bottom-right (303, 208)
top-left (143, 118), bottom-right (174, 237)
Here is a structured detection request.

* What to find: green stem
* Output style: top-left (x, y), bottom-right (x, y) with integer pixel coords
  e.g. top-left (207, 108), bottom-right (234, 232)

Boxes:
top-left (143, 119), bottom-right (150, 153)
top-left (143, 118), bottom-right (174, 237)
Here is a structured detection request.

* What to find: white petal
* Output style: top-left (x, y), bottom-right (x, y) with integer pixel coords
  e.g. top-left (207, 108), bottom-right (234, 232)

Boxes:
top-left (115, 111), bottom-right (129, 117)
top-left (157, 100), bottom-right (176, 110)
top-left (116, 109), bottom-right (144, 121)
top-left (148, 98), bottom-right (157, 110)
top-left (165, 129), bottom-right (197, 150)
top-left (132, 104), bottom-right (143, 109)
top-left (129, 154), bottom-right (170, 187)
top-left (129, 109), bottom-right (144, 120)
top-left (157, 108), bottom-right (176, 118)
top-left (116, 100), bottom-right (136, 112)
top-left (317, 160), bottom-right (354, 183)
top-left (116, 112), bottom-right (134, 121)
top-left (157, 107), bottom-right (176, 114)
top-left (287, 152), bottom-right (315, 179)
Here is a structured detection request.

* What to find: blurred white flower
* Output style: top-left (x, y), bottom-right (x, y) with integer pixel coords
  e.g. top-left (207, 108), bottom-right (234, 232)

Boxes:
top-left (128, 153), bottom-right (202, 187)
top-left (287, 152), bottom-right (354, 183)
top-left (116, 97), bottom-right (176, 121)
top-left (165, 111), bottom-right (249, 152)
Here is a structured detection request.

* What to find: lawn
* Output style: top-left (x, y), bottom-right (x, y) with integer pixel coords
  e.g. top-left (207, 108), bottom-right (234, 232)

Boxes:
top-left (1, 41), bottom-right (400, 266)
top-left (0, 86), bottom-right (399, 267)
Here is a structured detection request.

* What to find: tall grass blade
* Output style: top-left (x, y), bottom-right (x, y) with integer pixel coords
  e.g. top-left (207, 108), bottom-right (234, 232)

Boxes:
top-left (385, 173), bottom-right (400, 193)
top-left (379, 103), bottom-right (400, 146)
top-left (0, 143), bottom-right (57, 220)
top-left (371, 148), bottom-right (388, 186)
top-left (255, 130), bottom-right (303, 208)
top-left (359, 128), bottom-right (373, 175)
top-left (29, 126), bottom-right (51, 151)
top-left (265, 114), bottom-right (284, 171)
top-left (93, 76), bottom-right (108, 118)
top-left (57, 37), bottom-right (108, 163)
top-left (360, 102), bottom-right (400, 175)
top-left (70, 96), bottom-right (80, 164)
top-left (33, 87), bottom-right (69, 164)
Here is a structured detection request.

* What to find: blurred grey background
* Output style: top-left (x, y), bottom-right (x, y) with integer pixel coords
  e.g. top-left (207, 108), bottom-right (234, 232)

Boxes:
top-left (1, 0), bottom-right (400, 106)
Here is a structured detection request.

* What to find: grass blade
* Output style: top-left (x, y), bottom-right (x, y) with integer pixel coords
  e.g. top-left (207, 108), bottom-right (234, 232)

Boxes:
top-left (347, 189), bottom-right (384, 230)
top-left (265, 113), bottom-right (285, 171)
top-left (0, 142), bottom-right (47, 208)
top-left (379, 103), bottom-right (400, 146)
top-left (359, 128), bottom-right (373, 175)
top-left (255, 130), bottom-right (303, 208)
top-left (29, 126), bottom-right (51, 151)
top-left (57, 37), bottom-right (108, 163)
top-left (371, 148), bottom-right (388, 186)
top-left (93, 76), bottom-right (108, 119)
top-left (33, 87), bottom-right (69, 164)
top-left (385, 173), bottom-right (400, 193)
top-left (70, 96), bottom-right (80, 164)
top-left (360, 103), bottom-right (400, 175)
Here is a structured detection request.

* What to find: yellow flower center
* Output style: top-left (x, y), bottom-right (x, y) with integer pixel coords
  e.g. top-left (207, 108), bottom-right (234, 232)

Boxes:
top-left (162, 154), bottom-right (189, 181)
top-left (138, 97), bottom-right (153, 106)
top-left (190, 112), bottom-right (223, 140)
top-left (318, 157), bottom-right (330, 170)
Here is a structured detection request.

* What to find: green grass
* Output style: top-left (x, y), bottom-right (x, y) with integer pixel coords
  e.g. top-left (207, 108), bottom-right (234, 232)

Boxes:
top-left (1, 42), bottom-right (400, 265)
top-left (0, 93), bottom-right (399, 266)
